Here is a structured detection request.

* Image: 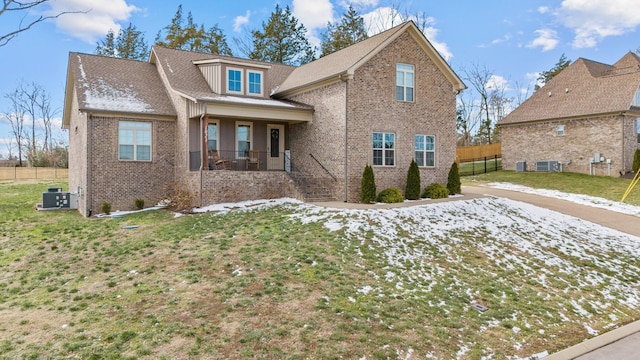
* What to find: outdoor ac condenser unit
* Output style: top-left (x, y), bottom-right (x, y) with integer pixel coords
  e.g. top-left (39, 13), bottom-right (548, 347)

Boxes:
top-left (516, 161), bottom-right (526, 172)
top-left (535, 161), bottom-right (559, 172)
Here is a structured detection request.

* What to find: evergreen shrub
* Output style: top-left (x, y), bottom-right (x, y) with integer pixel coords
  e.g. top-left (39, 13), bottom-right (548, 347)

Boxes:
top-left (377, 188), bottom-right (404, 203)
top-left (360, 164), bottom-right (377, 203)
top-left (405, 159), bottom-right (421, 200)
top-left (447, 162), bottom-right (461, 195)
top-left (422, 183), bottom-right (449, 199)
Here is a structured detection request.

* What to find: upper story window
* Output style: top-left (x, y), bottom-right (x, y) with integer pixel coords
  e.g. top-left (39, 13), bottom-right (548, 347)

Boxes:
top-left (556, 124), bottom-right (565, 136)
top-left (635, 88), bottom-right (640, 106)
top-left (373, 132), bottom-right (395, 166)
top-left (396, 63), bottom-right (414, 102)
top-left (636, 118), bottom-right (640, 144)
top-left (248, 71), bottom-right (263, 96)
top-left (119, 121), bottom-right (151, 161)
top-left (228, 68), bottom-right (243, 93)
top-left (415, 135), bottom-right (435, 167)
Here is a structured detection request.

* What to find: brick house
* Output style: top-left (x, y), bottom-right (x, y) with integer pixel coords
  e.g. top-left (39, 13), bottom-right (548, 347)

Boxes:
top-left (63, 21), bottom-right (465, 216)
top-left (499, 52), bottom-right (640, 176)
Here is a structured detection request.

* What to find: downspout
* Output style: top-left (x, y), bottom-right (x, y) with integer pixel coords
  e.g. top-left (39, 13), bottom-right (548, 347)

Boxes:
top-left (86, 113), bottom-right (93, 216)
top-left (199, 113), bottom-right (205, 207)
top-left (342, 74), bottom-right (351, 202)
top-left (622, 113), bottom-right (626, 174)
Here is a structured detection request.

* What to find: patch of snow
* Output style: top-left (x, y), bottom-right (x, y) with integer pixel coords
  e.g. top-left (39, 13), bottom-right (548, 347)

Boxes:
top-left (202, 94), bottom-right (299, 108)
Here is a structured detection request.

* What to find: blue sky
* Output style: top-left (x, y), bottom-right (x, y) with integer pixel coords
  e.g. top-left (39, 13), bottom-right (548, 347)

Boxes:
top-left (1, 0), bottom-right (639, 158)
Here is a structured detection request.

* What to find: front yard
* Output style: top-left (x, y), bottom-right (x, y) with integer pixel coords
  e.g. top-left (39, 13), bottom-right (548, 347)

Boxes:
top-left (1, 178), bottom-right (639, 359)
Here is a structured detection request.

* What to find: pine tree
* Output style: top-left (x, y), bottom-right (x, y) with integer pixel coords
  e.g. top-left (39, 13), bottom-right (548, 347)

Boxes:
top-left (405, 159), bottom-right (421, 200)
top-left (320, 5), bottom-right (368, 57)
top-left (115, 23), bottom-right (149, 60)
top-left (249, 4), bottom-right (315, 65)
top-left (155, 5), bottom-right (186, 49)
top-left (204, 25), bottom-right (233, 56)
top-left (633, 148), bottom-right (640, 173)
top-left (538, 53), bottom-right (571, 85)
top-left (96, 29), bottom-right (116, 57)
top-left (447, 162), bottom-right (461, 195)
top-left (360, 164), bottom-right (376, 203)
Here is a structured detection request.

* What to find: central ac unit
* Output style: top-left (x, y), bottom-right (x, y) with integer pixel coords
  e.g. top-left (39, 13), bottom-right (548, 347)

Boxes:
top-left (535, 160), bottom-right (559, 172)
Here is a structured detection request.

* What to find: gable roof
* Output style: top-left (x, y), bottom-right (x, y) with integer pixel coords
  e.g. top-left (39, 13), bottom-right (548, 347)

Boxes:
top-left (63, 53), bottom-right (176, 127)
top-left (500, 52), bottom-right (640, 126)
top-left (272, 21), bottom-right (466, 97)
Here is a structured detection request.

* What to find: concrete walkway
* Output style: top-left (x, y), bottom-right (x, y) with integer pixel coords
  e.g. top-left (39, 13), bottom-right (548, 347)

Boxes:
top-left (313, 184), bottom-right (640, 359)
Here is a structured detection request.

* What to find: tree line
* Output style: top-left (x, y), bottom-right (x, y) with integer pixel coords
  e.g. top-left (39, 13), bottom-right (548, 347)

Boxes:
top-left (1, 1), bottom-right (579, 161)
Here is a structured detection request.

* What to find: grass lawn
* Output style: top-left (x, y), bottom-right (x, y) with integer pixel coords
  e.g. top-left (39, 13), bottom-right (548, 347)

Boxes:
top-left (1, 176), bottom-right (640, 359)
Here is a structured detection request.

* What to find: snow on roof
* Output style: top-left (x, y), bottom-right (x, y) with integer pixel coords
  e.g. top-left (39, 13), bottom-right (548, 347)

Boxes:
top-left (201, 94), bottom-right (300, 108)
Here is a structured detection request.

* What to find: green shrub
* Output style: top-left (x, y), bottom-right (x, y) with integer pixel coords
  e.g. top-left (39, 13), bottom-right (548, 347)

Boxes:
top-left (447, 162), bottom-right (461, 195)
top-left (360, 164), bottom-right (377, 203)
top-left (422, 183), bottom-right (449, 199)
top-left (405, 159), bottom-right (421, 200)
top-left (633, 149), bottom-right (640, 173)
top-left (101, 202), bottom-right (111, 215)
top-left (134, 198), bottom-right (145, 210)
top-left (377, 188), bottom-right (404, 203)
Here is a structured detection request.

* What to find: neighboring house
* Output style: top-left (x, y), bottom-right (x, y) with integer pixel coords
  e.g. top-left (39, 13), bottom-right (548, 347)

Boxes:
top-left (499, 52), bottom-right (640, 176)
top-left (63, 21), bottom-right (465, 216)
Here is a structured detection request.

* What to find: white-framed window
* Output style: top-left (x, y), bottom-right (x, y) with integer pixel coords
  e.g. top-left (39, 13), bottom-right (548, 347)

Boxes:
top-left (415, 135), bottom-right (435, 167)
top-left (635, 89), bottom-right (640, 106)
top-left (119, 121), bottom-right (151, 161)
top-left (636, 117), bottom-right (640, 144)
top-left (396, 63), bottom-right (414, 102)
top-left (227, 67), bottom-right (243, 94)
top-left (247, 70), bottom-right (263, 96)
top-left (207, 120), bottom-right (219, 152)
top-left (236, 121), bottom-right (253, 158)
top-left (556, 124), bottom-right (565, 136)
top-left (373, 132), bottom-right (395, 166)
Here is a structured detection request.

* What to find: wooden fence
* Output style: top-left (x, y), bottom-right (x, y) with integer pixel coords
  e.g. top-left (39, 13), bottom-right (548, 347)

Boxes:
top-left (456, 144), bottom-right (502, 162)
top-left (0, 167), bottom-right (68, 180)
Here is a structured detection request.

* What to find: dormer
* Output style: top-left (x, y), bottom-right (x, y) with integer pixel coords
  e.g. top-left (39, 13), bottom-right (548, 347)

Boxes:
top-left (193, 59), bottom-right (271, 98)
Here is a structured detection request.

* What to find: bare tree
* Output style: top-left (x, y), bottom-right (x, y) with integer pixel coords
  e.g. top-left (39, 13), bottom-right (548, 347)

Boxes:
top-left (462, 64), bottom-right (494, 144)
top-left (36, 88), bottom-right (55, 151)
top-left (456, 95), bottom-right (479, 147)
top-left (513, 80), bottom-right (532, 107)
top-left (0, 0), bottom-right (78, 47)
top-left (3, 89), bottom-right (27, 166)
top-left (15, 81), bottom-right (42, 155)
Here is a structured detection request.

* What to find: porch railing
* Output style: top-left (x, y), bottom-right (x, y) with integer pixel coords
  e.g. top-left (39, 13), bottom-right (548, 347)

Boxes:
top-left (194, 150), bottom-right (288, 172)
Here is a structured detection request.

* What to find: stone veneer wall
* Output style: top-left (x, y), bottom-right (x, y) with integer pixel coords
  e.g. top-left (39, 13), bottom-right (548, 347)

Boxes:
top-left (88, 116), bottom-right (175, 213)
top-left (501, 114), bottom-right (638, 176)
top-left (200, 171), bottom-right (300, 205)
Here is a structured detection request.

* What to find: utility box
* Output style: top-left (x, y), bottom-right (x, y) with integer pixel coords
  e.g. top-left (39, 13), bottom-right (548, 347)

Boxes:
top-left (41, 190), bottom-right (78, 209)
top-left (516, 161), bottom-right (526, 172)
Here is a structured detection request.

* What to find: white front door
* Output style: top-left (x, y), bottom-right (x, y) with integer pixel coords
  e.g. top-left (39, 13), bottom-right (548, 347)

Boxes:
top-left (267, 124), bottom-right (285, 170)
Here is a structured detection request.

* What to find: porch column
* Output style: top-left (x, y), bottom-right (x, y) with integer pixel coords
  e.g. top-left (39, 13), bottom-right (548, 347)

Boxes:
top-left (202, 114), bottom-right (209, 170)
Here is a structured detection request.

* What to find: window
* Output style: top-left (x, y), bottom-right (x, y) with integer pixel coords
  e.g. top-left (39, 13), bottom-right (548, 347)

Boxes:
top-left (396, 64), bottom-right (414, 102)
top-left (228, 68), bottom-right (242, 93)
top-left (415, 135), bottom-right (435, 167)
top-left (119, 121), bottom-right (151, 161)
top-left (207, 121), bottom-right (219, 152)
top-left (373, 132), bottom-right (395, 166)
top-left (236, 121), bottom-right (252, 158)
top-left (556, 124), bottom-right (565, 136)
top-left (248, 71), bottom-right (263, 95)
top-left (635, 89), bottom-right (640, 106)
top-left (637, 118), bottom-right (640, 143)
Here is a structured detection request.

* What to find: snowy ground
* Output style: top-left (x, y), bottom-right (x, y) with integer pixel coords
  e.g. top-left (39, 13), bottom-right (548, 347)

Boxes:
top-left (190, 184), bottom-right (640, 359)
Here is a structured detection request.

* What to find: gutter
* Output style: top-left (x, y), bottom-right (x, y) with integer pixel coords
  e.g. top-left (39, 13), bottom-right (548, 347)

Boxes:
top-left (342, 74), bottom-right (353, 202)
top-left (87, 113), bottom-right (93, 216)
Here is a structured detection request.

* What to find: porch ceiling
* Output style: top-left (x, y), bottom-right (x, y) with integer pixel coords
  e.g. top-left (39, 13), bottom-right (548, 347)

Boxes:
top-left (204, 97), bottom-right (313, 124)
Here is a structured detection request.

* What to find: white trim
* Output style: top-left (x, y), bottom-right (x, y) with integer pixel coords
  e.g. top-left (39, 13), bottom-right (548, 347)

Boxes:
top-left (207, 119), bottom-right (220, 151)
top-left (247, 70), bottom-right (264, 96)
top-left (396, 63), bottom-right (415, 102)
top-left (267, 124), bottom-right (285, 170)
top-left (235, 121), bottom-right (253, 159)
top-left (556, 124), bottom-right (565, 136)
top-left (193, 58), bottom-right (272, 69)
top-left (372, 131), bottom-right (396, 167)
top-left (118, 120), bottom-right (152, 162)
top-left (227, 67), bottom-right (244, 95)
top-left (415, 134), bottom-right (435, 167)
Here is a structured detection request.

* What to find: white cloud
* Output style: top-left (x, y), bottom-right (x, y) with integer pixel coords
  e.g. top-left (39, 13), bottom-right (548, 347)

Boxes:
top-left (557, 0), bottom-right (640, 48)
top-left (292, 0), bottom-right (334, 49)
top-left (486, 75), bottom-right (510, 91)
top-left (233, 10), bottom-right (250, 33)
top-left (538, 6), bottom-right (550, 14)
top-left (44, 0), bottom-right (138, 43)
top-left (527, 28), bottom-right (559, 51)
top-left (526, 72), bottom-right (544, 89)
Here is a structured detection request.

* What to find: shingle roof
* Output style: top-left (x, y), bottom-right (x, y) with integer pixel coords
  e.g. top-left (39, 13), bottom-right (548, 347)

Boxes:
top-left (67, 53), bottom-right (176, 117)
top-left (150, 46), bottom-right (305, 108)
top-left (273, 21), bottom-right (465, 96)
top-left (499, 52), bottom-right (640, 125)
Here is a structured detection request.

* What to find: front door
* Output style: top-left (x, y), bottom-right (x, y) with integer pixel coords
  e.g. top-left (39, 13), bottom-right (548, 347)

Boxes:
top-left (267, 124), bottom-right (285, 170)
